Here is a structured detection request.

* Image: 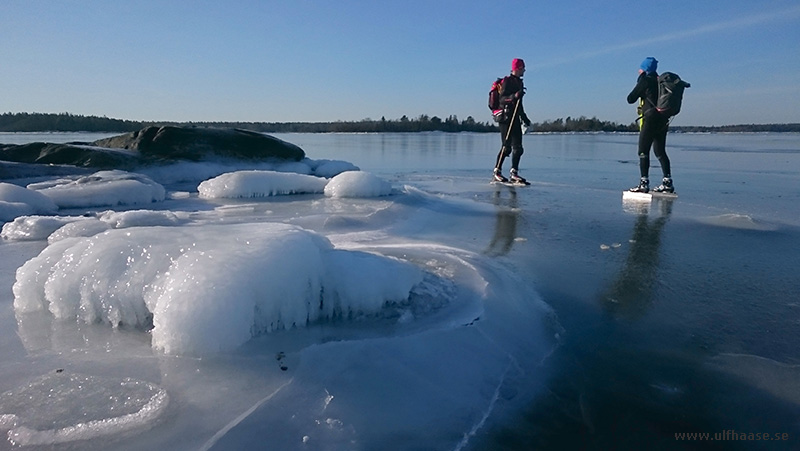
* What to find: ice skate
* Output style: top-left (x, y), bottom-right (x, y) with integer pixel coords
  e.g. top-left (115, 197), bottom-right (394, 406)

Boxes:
top-left (492, 168), bottom-right (508, 183)
top-left (629, 177), bottom-right (650, 193)
top-left (652, 176), bottom-right (674, 193)
top-left (509, 168), bottom-right (529, 185)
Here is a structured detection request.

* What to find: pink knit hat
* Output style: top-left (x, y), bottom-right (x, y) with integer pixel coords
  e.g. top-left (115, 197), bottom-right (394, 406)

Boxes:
top-left (511, 58), bottom-right (525, 71)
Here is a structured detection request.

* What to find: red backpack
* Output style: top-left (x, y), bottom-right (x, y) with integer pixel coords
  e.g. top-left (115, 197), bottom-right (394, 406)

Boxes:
top-left (488, 77), bottom-right (504, 122)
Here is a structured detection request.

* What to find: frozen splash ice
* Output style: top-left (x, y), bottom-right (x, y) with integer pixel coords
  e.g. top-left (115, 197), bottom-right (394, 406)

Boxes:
top-left (27, 170), bottom-right (166, 208)
top-left (324, 171), bottom-right (393, 198)
top-left (0, 371), bottom-right (168, 447)
top-left (198, 170), bottom-right (328, 198)
top-left (12, 222), bottom-right (424, 355)
top-left (0, 182), bottom-right (58, 222)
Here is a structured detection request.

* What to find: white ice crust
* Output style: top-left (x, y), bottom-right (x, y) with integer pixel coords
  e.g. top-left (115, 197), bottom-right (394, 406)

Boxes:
top-left (13, 222), bottom-right (423, 355)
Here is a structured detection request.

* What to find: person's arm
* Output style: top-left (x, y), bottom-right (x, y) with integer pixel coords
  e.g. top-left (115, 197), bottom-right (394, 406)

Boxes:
top-left (519, 102), bottom-right (531, 126)
top-left (627, 72), bottom-right (646, 104)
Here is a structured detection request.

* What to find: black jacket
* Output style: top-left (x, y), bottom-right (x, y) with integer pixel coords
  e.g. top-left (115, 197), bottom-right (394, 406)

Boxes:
top-left (627, 72), bottom-right (659, 117)
top-left (500, 75), bottom-right (530, 125)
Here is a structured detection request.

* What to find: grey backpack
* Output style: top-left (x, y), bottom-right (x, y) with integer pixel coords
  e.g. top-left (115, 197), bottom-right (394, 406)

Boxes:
top-left (656, 72), bottom-right (691, 117)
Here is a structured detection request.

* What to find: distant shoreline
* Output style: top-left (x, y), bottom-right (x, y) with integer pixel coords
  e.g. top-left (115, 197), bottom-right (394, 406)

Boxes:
top-left (1, 112), bottom-right (798, 134)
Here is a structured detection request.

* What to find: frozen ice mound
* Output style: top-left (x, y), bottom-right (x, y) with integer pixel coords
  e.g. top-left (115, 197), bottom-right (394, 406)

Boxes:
top-left (1, 209), bottom-right (188, 242)
top-left (324, 171), bottom-right (393, 198)
top-left (196, 169), bottom-right (390, 200)
top-left (27, 170), bottom-right (166, 208)
top-left (0, 371), bottom-right (168, 447)
top-left (2, 214), bottom-right (87, 241)
top-left (306, 159), bottom-right (359, 178)
top-left (0, 182), bottom-right (59, 222)
top-left (198, 170), bottom-right (328, 198)
top-left (13, 222), bottom-right (424, 354)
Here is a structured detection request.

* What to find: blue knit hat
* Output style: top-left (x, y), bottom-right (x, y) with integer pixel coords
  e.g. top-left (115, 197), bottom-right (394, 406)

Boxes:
top-left (640, 57), bottom-right (658, 74)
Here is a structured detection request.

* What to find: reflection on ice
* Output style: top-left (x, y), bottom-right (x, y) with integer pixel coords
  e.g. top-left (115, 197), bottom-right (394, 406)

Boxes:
top-left (602, 196), bottom-right (674, 319)
top-left (485, 187), bottom-right (520, 256)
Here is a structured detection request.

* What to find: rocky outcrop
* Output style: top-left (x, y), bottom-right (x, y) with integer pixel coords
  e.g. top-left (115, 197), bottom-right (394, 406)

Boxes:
top-left (91, 126), bottom-right (305, 161)
top-left (0, 126), bottom-right (306, 169)
top-left (0, 142), bottom-right (139, 168)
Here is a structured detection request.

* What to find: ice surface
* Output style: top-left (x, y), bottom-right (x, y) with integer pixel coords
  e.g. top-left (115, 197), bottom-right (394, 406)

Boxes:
top-left (0, 138), bottom-right (558, 449)
top-left (5, 132), bottom-right (795, 449)
top-left (708, 353), bottom-right (800, 405)
top-left (696, 213), bottom-right (778, 231)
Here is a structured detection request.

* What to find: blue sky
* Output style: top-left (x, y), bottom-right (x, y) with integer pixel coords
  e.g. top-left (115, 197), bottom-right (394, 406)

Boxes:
top-left (2, 0), bottom-right (799, 126)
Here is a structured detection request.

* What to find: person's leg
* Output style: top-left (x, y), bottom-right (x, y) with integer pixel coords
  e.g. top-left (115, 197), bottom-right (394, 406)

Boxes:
top-left (495, 122), bottom-right (512, 171)
top-left (630, 124), bottom-right (655, 192)
top-left (652, 122), bottom-right (670, 177)
top-left (652, 121), bottom-right (675, 192)
top-left (509, 124), bottom-right (524, 171)
top-left (637, 126), bottom-right (654, 179)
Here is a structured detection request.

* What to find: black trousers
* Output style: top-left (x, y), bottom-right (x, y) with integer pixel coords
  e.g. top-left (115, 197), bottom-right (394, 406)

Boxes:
top-left (638, 112), bottom-right (670, 178)
top-left (495, 119), bottom-right (524, 171)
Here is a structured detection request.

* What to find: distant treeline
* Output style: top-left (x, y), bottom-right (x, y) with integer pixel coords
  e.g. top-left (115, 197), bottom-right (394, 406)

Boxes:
top-left (0, 112), bottom-right (638, 133)
top-left (2, 112), bottom-right (798, 134)
top-left (534, 116), bottom-right (638, 132)
top-left (0, 112), bottom-right (499, 133)
top-left (1, 112), bottom-right (145, 133)
top-left (191, 115), bottom-right (500, 133)
top-left (672, 123), bottom-right (800, 133)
